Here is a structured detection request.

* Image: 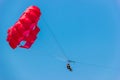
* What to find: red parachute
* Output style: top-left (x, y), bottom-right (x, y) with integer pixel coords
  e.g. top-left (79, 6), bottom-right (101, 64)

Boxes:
top-left (7, 6), bottom-right (41, 49)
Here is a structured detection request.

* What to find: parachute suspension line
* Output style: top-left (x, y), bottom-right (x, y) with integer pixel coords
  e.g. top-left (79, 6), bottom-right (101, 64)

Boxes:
top-left (42, 17), bottom-right (68, 60)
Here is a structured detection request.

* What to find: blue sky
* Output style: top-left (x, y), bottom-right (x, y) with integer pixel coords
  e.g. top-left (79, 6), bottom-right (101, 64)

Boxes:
top-left (0, 0), bottom-right (120, 80)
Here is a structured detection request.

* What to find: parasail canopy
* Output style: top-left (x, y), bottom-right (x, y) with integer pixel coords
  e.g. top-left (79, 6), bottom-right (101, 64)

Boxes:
top-left (7, 6), bottom-right (41, 49)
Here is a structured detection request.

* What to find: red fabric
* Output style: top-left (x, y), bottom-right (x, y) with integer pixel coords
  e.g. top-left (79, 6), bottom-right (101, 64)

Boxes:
top-left (7, 6), bottom-right (41, 49)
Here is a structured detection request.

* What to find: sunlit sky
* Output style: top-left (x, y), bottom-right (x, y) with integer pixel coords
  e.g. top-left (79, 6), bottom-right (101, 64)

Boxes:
top-left (0, 0), bottom-right (120, 80)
